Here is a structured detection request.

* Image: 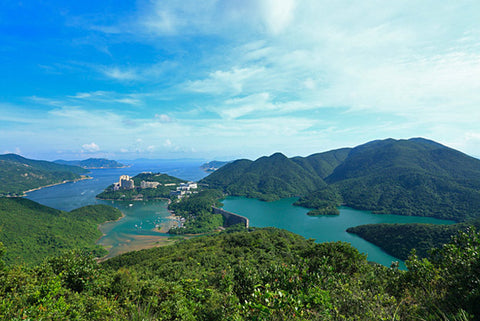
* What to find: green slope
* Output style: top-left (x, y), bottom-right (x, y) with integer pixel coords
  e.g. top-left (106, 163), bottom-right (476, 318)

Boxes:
top-left (291, 147), bottom-right (351, 178)
top-left (347, 218), bottom-right (480, 260)
top-left (0, 153), bottom-right (88, 196)
top-left (1, 227), bottom-right (480, 319)
top-left (0, 197), bottom-right (122, 265)
top-left (201, 138), bottom-right (480, 221)
top-left (326, 138), bottom-right (480, 220)
top-left (200, 152), bottom-right (327, 201)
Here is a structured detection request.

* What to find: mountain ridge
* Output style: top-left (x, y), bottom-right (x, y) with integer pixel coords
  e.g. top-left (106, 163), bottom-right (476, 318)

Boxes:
top-left (0, 154), bottom-right (88, 196)
top-left (201, 137), bottom-right (480, 221)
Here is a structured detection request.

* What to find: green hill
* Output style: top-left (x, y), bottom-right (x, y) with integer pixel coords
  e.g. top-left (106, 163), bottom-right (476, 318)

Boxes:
top-left (203, 138), bottom-right (480, 221)
top-left (0, 154), bottom-right (88, 196)
top-left (326, 138), bottom-right (480, 221)
top-left (0, 197), bottom-right (122, 265)
top-left (54, 158), bottom-right (126, 169)
top-left (200, 152), bottom-right (328, 201)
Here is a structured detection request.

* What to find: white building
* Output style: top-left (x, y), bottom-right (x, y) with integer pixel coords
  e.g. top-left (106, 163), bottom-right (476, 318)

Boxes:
top-left (140, 181), bottom-right (160, 189)
top-left (115, 175), bottom-right (135, 190)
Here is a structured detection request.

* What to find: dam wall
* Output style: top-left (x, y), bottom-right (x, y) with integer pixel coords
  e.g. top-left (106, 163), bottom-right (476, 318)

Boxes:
top-left (212, 207), bottom-right (249, 228)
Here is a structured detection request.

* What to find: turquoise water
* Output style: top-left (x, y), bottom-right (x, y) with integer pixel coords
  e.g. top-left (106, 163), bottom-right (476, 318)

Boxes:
top-left (96, 200), bottom-right (173, 259)
top-left (221, 196), bottom-right (455, 269)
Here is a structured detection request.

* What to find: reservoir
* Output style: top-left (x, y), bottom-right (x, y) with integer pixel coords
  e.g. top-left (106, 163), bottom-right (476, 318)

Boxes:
top-left (26, 161), bottom-right (455, 268)
top-left (221, 196), bottom-right (455, 269)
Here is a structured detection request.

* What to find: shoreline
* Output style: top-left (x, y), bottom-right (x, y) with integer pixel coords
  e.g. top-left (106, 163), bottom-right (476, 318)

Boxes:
top-left (21, 175), bottom-right (92, 196)
top-left (95, 211), bottom-right (127, 261)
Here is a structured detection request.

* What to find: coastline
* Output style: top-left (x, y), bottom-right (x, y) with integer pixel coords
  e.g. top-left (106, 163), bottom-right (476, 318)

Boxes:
top-left (95, 211), bottom-right (127, 261)
top-left (21, 175), bottom-right (92, 196)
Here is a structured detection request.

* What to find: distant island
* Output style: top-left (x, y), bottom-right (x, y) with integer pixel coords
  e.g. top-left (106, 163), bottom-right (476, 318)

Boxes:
top-left (200, 160), bottom-right (230, 172)
top-left (54, 158), bottom-right (127, 169)
top-left (0, 153), bottom-right (88, 196)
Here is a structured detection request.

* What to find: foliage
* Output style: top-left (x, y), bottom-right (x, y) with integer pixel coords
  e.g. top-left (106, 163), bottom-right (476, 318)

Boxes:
top-left (200, 153), bottom-right (327, 201)
top-left (327, 138), bottom-right (480, 221)
top-left (1, 227), bottom-right (480, 319)
top-left (168, 189), bottom-right (225, 234)
top-left (0, 154), bottom-right (87, 196)
top-left (294, 186), bottom-right (343, 213)
top-left (0, 197), bottom-right (122, 266)
top-left (202, 138), bottom-right (480, 222)
top-left (396, 228), bottom-right (480, 319)
top-left (307, 207), bottom-right (339, 216)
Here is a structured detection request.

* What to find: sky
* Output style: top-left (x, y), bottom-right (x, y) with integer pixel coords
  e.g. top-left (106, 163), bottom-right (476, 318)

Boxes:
top-left (1, 1), bottom-right (479, 161)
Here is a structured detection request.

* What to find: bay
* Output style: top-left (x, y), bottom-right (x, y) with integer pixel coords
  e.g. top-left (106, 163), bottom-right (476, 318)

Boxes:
top-left (221, 196), bottom-right (455, 269)
top-left (26, 159), bottom-right (208, 257)
top-left (25, 160), bottom-right (455, 268)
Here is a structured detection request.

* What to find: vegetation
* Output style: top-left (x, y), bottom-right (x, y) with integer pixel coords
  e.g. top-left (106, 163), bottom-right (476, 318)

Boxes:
top-left (200, 153), bottom-right (327, 201)
top-left (54, 158), bottom-right (126, 169)
top-left (168, 189), bottom-right (225, 234)
top-left (327, 138), bottom-right (480, 221)
top-left (0, 153), bottom-right (88, 196)
top-left (201, 138), bottom-right (480, 222)
top-left (306, 207), bottom-right (339, 216)
top-left (294, 186), bottom-right (342, 214)
top-left (0, 197), bottom-right (121, 266)
top-left (347, 218), bottom-right (480, 260)
top-left (96, 172), bottom-right (186, 201)
top-left (1, 227), bottom-right (479, 320)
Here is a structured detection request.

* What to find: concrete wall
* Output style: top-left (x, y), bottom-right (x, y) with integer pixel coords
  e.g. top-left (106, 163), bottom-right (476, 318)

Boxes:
top-left (212, 207), bottom-right (249, 228)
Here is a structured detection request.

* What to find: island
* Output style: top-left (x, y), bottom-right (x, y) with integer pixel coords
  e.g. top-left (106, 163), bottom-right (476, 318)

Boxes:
top-left (54, 158), bottom-right (127, 169)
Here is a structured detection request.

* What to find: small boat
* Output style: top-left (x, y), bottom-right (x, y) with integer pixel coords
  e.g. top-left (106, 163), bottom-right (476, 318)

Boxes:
top-left (129, 203), bottom-right (133, 207)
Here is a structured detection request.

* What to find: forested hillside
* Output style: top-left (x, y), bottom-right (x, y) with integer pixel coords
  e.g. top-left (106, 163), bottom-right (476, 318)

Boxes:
top-left (202, 138), bottom-right (480, 221)
top-left (347, 218), bottom-right (480, 260)
top-left (200, 152), bottom-right (327, 201)
top-left (1, 227), bottom-right (479, 320)
top-left (326, 138), bottom-right (480, 220)
top-left (0, 154), bottom-right (88, 196)
top-left (0, 197), bottom-right (121, 265)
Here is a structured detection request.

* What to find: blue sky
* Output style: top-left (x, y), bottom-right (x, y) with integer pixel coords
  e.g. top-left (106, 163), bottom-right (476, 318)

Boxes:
top-left (1, 1), bottom-right (479, 161)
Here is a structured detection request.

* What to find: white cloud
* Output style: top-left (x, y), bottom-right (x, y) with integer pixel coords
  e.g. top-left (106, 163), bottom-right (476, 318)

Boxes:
top-left (260, 0), bottom-right (296, 35)
top-left (155, 114), bottom-right (173, 123)
top-left (164, 139), bottom-right (172, 147)
top-left (82, 142), bottom-right (100, 152)
top-left (101, 67), bottom-right (138, 81)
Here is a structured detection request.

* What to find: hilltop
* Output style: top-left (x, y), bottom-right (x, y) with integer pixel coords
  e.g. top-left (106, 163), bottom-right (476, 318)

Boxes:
top-left (0, 153), bottom-right (88, 196)
top-left (201, 138), bottom-right (480, 221)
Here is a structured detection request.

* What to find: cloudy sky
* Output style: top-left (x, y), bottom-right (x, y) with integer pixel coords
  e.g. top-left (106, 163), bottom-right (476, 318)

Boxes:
top-left (1, 1), bottom-right (479, 161)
